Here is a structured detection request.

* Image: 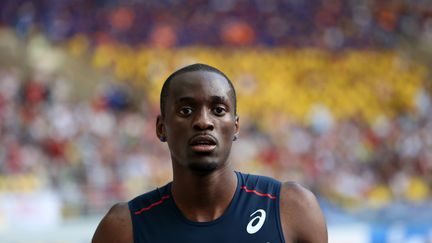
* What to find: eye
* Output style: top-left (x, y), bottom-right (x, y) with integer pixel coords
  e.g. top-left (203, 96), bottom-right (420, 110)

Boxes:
top-left (213, 106), bottom-right (227, 116)
top-left (179, 107), bottom-right (193, 116)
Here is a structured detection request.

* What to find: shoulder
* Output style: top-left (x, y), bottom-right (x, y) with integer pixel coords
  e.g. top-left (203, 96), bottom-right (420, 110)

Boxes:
top-left (279, 182), bottom-right (328, 243)
top-left (279, 182), bottom-right (319, 209)
top-left (92, 202), bottom-right (133, 243)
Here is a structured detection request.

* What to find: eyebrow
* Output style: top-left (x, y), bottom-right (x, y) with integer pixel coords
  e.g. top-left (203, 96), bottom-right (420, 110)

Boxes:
top-left (175, 97), bottom-right (196, 104)
top-left (210, 96), bottom-right (229, 104)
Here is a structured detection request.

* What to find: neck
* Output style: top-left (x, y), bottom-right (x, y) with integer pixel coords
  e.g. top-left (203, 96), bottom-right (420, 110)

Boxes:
top-left (171, 164), bottom-right (237, 222)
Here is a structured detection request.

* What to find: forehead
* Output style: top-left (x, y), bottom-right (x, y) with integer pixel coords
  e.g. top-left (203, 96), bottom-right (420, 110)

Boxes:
top-left (167, 71), bottom-right (233, 102)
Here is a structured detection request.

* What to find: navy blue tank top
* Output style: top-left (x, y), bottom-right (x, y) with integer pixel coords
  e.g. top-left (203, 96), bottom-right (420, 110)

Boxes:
top-left (128, 171), bottom-right (284, 243)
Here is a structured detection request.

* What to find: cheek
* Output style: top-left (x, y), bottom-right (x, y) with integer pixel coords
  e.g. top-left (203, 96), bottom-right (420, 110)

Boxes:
top-left (220, 120), bottom-right (236, 141)
top-left (165, 117), bottom-right (188, 135)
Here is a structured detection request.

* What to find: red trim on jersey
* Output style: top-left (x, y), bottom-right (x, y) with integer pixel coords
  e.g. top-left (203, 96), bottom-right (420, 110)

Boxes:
top-left (134, 195), bottom-right (170, 215)
top-left (240, 186), bottom-right (276, 199)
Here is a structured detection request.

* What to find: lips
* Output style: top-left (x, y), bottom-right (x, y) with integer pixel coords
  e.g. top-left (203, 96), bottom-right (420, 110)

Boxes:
top-left (189, 134), bottom-right (217, 153)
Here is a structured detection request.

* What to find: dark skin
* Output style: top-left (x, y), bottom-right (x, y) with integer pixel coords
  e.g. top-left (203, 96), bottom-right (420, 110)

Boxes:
top-left (92, 70), bottom-right (328, 243)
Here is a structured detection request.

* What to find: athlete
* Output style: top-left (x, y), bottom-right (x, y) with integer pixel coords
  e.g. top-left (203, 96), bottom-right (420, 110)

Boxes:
top-left (92, 63), bottom-right (327, 243)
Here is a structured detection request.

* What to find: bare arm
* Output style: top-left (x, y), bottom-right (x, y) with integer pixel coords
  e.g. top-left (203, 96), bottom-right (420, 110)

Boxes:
top-left (92, 203), bottom-right (133, 243)
top-left (279, 182), bottom-right (328, 243)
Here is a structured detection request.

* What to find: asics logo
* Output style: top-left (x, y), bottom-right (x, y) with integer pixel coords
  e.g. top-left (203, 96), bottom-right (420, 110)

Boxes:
top-left (246, 209), bottom-right (266, 234)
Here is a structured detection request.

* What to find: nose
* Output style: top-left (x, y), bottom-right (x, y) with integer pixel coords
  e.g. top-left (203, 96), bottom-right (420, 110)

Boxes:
top-left (192, 108), bottom-right (214, 131)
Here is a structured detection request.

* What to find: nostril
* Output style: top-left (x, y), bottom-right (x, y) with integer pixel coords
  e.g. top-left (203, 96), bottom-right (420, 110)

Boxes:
top-left (193, 121), bottom-right (214, 130)
top-left (193, 118), bottom-right (214, 130)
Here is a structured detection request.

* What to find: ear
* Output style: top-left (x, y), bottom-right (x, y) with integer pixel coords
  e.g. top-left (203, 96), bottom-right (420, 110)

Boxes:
top-left (156, 115), bottom-right (166, 142)
top-left (234, 115), bottom-right (239, 138)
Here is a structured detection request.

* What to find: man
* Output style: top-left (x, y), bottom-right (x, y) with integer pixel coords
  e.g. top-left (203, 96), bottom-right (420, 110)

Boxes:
top-left (92, 63), bottom-right (327, 242)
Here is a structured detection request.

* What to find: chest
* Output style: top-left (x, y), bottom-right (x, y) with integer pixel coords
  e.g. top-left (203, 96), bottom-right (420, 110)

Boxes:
top-left (134, 198), bottom-right (284, 243)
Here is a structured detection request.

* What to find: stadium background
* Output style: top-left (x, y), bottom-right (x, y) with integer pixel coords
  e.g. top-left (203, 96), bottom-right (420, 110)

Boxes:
top-left (0, 0), bottom-right (431, 242)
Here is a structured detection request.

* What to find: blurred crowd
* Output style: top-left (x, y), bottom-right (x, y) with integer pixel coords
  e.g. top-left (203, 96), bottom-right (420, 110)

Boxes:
top-left (0, 66), bottom-right (171, 214)
top-left (1, 0), bottom-right (432, 48)
top-left (0, 0), bottom-right (431, 221)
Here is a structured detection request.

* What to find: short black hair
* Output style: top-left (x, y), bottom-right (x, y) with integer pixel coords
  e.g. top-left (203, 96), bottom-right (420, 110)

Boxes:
top-left (160, 63), bottom-right (237, 117)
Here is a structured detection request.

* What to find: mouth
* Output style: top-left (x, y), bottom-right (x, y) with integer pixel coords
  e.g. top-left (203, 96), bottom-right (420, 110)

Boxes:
top-left (189, 134), bottom-right (217, 153)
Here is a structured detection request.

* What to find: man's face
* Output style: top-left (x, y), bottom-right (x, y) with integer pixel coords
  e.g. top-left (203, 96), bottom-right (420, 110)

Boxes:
top-left (157, 70), bottom-right (239, 173)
